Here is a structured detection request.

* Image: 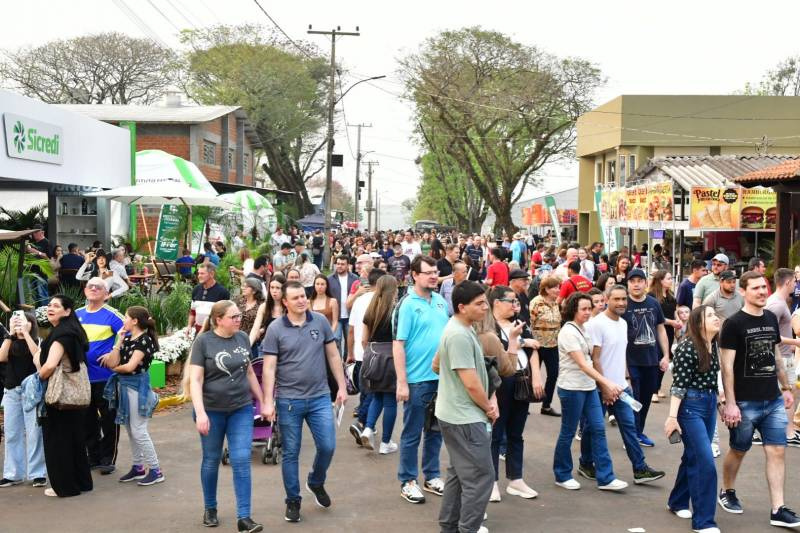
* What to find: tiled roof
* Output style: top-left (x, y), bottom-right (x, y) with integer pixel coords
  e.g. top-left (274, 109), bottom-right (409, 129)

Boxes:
top-left (734, 159), bottom-right (800, 184)
top-left (631, 155), bottom-right (800, 190)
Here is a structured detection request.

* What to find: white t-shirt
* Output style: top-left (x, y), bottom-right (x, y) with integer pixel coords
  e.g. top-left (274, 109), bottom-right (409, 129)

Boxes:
top-left (242, 258), bottom-right (254, 277)
top-left (348, 291), bottom-right (374, 362)
top-left (556, 321), bottom-right (595, 391)
top-left (585, 312), bottom-right (628, 387)
top-left (402, 241), bottom-right (422, 261)
top-left (338, 274), bottom-right (349, 319)
top-left (500, 325), bottom-right (528, 370)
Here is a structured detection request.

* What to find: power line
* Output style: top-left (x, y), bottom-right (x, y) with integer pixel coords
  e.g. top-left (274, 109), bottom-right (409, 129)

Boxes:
top-left (145, 0), bottom-right (182, 33)
top-left (164, 0), bottom-right (198, 29)
top-left (337, 75), bottom-right (356, 160)
top-left (112, 0), bottom-right (170, 47)
top-left (252, 0), bottom-right (313, 59)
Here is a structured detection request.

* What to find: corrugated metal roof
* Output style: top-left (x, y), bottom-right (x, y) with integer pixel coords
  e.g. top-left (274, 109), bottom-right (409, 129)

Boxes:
top-left (631, 155), bottom-right (800, 191)
top-left (734, 159), bottom-right (800, 184)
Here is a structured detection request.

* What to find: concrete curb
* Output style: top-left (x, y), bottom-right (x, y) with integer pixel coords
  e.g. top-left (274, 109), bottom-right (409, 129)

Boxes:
top-left (156, 395), bottom-right (189, 411)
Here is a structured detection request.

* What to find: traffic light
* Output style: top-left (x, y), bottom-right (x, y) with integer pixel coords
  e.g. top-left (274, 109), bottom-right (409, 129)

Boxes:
top-left (357, 180), bottom-right (365, 201)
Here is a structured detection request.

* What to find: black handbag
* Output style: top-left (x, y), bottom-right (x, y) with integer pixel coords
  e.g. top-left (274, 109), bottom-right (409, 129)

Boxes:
top-left (513, 363), bottom-right (542, 403)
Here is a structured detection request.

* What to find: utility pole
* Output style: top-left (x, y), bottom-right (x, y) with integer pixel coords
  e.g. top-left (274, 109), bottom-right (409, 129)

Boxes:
top-left (364, 160), bottom-right (379, 232)
top-left (308, 25), bottom-right (359, 265)
top-left (347, 123), bottom-right (371, 228)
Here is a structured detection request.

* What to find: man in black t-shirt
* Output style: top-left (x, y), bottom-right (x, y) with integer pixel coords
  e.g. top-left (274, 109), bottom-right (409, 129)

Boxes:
top-left (718, 271), bottom-right (799, 526)
top-left (436, 244), bottom-right (459, 288)
top-left (186, 263), bottom-right (230, 333)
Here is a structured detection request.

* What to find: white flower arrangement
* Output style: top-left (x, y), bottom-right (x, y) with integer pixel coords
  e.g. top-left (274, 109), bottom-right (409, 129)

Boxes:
top-left (154, 328), bottom-right (195, 363)
top-left (35, 305), bottom-right (49, 326)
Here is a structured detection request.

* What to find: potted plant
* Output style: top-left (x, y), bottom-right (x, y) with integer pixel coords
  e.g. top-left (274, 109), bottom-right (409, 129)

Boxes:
top-left (153, 328), bottom-right (194, 376)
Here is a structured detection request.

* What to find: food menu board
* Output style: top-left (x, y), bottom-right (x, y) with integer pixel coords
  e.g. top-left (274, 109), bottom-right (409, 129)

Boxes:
top-left (689, 187), bottom-right (741, 229)
top-left (647, 182), bottom-right (673, 222)
top-left (740, 188), bottom-right (777, 230)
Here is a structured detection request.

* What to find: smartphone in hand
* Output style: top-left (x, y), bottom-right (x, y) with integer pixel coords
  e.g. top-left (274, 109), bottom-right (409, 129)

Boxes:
top-left (668, 430), bottom-right (682, 444)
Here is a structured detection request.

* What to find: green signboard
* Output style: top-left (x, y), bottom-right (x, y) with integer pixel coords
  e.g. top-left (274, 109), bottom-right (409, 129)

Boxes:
top-left (154, 205), bottom-right (181, 260)
top-left (544, 195), bottom-right (561, 246)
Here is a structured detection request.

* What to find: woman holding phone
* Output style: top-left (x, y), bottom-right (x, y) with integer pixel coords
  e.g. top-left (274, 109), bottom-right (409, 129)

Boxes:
top-left (664, 305), bottom-right (721, 533)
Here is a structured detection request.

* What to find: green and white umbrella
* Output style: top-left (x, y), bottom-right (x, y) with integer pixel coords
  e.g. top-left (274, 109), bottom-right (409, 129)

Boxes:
top-left (219, 190), bottom-right (278, 233)
top-left (134, 149), bottom-right (218, 193)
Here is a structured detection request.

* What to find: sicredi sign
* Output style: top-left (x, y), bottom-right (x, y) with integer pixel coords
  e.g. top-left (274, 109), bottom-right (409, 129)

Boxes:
top-left (3, 112), bottom-right (63, 164)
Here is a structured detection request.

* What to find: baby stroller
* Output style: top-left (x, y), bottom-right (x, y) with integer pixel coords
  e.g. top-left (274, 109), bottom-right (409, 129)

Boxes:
top-left (222, 358), bottom-right (281, 465)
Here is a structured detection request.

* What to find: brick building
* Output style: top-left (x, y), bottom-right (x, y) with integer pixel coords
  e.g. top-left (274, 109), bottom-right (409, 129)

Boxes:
top-left (58, 100), bottom-right (263, 243)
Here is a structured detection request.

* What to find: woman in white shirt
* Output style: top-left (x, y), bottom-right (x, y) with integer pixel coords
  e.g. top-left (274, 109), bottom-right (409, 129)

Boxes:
top-left (553, 292), bottom-right (626, 492)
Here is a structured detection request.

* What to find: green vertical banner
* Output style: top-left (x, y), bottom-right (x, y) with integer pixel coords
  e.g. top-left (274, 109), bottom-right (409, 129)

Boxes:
top-left (545, 195), bottom-right (561, 245)
top-left (154, 205), bottom-right (181, 260)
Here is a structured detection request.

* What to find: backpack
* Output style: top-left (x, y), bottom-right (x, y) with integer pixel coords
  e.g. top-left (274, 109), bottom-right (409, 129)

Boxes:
top-left (391, 292), bottom-right (413, 340)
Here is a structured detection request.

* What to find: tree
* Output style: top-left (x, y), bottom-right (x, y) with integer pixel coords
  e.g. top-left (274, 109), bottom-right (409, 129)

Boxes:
top-left (0, 33), bottom-right (179, 104)
top-left (0, 204), bottom-right (47, 231)
top-left (400, 27), bottom-right (603, 235)
top-left (744, 55), bottom-right (800, 96)
top-left (182, 25), bottom-right (329, 215)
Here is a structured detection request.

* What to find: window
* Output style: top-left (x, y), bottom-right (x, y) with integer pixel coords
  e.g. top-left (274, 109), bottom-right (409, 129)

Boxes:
top-left (629, 155), bottom-right (637, 176)
top-left (607, 160), bottom-right (616, 183)
top-left (618, 155), bottom-right (626, 184)
top-left (203, 140), bottom-right (216, 165)
top-left (228, 149), bottom-right (235, 168)
top-left (595, 162), bottom-right (602, 185)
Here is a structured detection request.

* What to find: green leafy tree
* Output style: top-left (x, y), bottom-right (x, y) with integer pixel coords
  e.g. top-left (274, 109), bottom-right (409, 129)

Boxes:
top-left (0, 204), bottom-right (47, 231)
top-left (744, 56), bottom-right (800, 96)
top-left (400, 27), bottom-right (603, 235)
top-left (181, 25), bottom-right (329, 216)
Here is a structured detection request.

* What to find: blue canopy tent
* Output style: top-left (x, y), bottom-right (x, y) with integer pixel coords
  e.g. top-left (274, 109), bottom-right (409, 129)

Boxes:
top-left (296, 213), bottom-right (326, 232)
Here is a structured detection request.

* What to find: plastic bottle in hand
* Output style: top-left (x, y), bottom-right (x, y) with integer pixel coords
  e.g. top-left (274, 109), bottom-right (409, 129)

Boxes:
top-left (619, 391), bottom-right (642, 412)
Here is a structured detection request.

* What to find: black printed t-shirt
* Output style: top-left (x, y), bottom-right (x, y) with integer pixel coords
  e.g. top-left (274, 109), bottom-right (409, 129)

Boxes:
top-left (119, 333), bottom-right (156, 374)
top-left (719, 309), bottom-right (781, 402)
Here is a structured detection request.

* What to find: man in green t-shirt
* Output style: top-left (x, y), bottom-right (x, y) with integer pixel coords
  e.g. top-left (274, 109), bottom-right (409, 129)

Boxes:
top-left (435, 281), bottom-right (498, 533)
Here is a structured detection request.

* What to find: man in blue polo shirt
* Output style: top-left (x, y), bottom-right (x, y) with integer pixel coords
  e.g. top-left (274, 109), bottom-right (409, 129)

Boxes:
top-left (393, 255), bottom-right (450, 504)
top-left (76, 277), bottom-right (124, 474)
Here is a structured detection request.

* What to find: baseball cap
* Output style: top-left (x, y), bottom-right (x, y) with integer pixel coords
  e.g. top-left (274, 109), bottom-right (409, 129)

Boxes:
top-left (627, 268), bottom-right (647, 280)
top-left (712, 253), bottom-right (729, 265)
top-left (719, 270), bottom-right (736, 281)
top-left (509, 268), bottom-right (530, 280)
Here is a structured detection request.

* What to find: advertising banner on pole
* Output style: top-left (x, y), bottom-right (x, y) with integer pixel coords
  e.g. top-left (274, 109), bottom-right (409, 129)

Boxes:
top-left (545, 195), bottom-right (561, 245)
top-left (740, 187), bottom-right (777, 230)
top-left (154, 205), bottom-right (181, 260)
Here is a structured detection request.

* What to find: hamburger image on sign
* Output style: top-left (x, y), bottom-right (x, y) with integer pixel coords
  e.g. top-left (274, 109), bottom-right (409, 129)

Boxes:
top-left (741, 206), bottom-right (765, 229)
top-left (765, 206), bottom-right (776, 229)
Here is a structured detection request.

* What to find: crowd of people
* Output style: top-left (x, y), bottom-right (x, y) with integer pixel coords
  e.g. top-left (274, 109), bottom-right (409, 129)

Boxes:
top-left (5, 223), bottom-right (800, 533)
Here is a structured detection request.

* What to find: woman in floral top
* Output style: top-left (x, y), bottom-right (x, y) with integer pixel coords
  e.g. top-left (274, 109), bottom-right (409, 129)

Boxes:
top-left (664, 305), bottom-right (721, 532)
top-left (529, 275), bottom-right (561, 416)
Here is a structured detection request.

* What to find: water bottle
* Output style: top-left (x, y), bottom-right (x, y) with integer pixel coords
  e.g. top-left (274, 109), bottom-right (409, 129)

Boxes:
top-left (619, 391), bottom-right (642, 412)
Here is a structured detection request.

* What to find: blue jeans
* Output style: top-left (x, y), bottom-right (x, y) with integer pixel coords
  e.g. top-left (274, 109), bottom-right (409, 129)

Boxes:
top-left (491, 376), bottom-right (529, 480)
top-left (629, 365), bottom-right (659, 435)
top-left (352, 361), bottom-right (373, 425)
top-left (196, 405), bottom-right (253, 519)
top-left (398, 380), bottom-right (443, 483)
top-left (277, 394), bottom-right (336, 503)
top-left (554, 387), bottom-right (615, 485)
top-left (2, 386), bottom-right (46, 480)
top-left (366, 392), bottom-right (398, 443)
top-left (580, 387), bottom-right (647, 472)
top-left (337, 318), bottom-right (349, 359)
top-left (730, 396), bottom-right (788, 451)
top-left (668, 389), bottom-right (718, 531)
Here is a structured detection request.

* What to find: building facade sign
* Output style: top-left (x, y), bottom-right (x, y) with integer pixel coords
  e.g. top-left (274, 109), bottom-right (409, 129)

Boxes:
top-left (4, 112), bottom-right (63, 164)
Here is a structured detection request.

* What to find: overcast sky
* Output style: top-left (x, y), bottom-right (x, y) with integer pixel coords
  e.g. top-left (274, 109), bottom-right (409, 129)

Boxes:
top-left (4, 0), bottom-right (799, 229)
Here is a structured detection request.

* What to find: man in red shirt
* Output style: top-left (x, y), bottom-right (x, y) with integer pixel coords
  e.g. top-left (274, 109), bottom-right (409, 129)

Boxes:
top-left (557, 260), bottom-right (593, 305)
top-left (484, 247), bottom-right (509, 287)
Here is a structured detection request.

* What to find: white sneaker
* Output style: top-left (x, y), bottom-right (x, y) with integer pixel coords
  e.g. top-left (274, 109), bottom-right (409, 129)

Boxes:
top-left (360, 427), bottom-right (376, 450)
top-left (668, 506), bottom-right (693, 519)
top-left (379, 441), bottom-right (398, 455)
top-left (400, 480), bottom-right (425, 504)
top-left (489, 482), bottom-right (501, 502)
top-left (692, 528), bottom-right (720, 533)
top-left (506, 479), bottom-right (538, 499)
top-left (555, 478), bottom-right (581, 490)
top-left (598, 479), bottom-right (628, 491)
top-left (711, 442), bottom-right (721, 458)
top-left (423, 477), bottom-right (445, 496)
top-left (478, 527), bottom-right (489, 533)
top-left (44, 488), bottom-right (57, 497)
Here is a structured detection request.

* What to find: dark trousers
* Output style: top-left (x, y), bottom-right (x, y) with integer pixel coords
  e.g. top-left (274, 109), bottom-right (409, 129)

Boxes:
top-left (85, 381), bottom-right (120, 465)
top-left (43, 408), bottom-right (93, 497)
top-left (628, 365), bottom-right (659, 435)
top-left (491, 376), bottom-right (528, 481)
top-left (538, 346), bottom-right (559, 409)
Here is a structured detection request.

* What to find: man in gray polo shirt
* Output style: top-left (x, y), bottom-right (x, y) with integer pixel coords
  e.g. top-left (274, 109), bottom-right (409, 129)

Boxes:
top-left (260, 281), bottom-right (348, 523)
top-left (702, 270), bottom-right (743, 322)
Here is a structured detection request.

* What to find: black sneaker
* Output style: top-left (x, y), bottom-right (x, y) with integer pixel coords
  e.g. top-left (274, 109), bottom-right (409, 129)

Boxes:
top-left (540, 407), bottom-right (561, 417)
top-left (349, 422), bottom-right (364, 447)
top-left (237, 517), bottom-right (264, 533)
top-left (32, 478), bottom-right (47, 487)
top-left (634, 466), bottom-right (665, 484)
top-left (718, 489), bottom-right (744, 514)
top-left (98, 463), bottom-right (116, 475)
top-left (203, 508), bottom-right (219, 527)
top-left (306, 482), bottom-right (331, 508)
top-left (0, 478), bottom-right (22, 487)
top-left (285, 501), bottom-right (301, 522)
top-left (753, 431), bottom-right (763, 445)
top-left (577, 463), bottom-right (596, 480)
top-left (771, 506), bottom-right (800, 528)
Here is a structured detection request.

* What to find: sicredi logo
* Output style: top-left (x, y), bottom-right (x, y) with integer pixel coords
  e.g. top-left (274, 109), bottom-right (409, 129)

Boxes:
top-left (4, 112), bottom-right (64, 165)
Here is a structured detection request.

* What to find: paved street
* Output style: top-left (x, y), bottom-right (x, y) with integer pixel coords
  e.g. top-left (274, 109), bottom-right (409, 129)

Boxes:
top-left (1, 396), bottom-right (796, 533)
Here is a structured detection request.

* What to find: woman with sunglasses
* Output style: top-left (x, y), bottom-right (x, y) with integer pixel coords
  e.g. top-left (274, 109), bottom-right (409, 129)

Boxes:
top-left (183, 300), bottom-right (264, 532)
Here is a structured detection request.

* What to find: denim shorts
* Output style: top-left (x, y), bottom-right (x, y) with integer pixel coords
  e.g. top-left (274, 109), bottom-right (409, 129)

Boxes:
top-left (729, 396), bottom-right (787, 451)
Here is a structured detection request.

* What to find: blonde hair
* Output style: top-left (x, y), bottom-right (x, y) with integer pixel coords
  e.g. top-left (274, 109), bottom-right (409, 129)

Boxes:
top-left (181, 300), bottom-right (237, 400)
